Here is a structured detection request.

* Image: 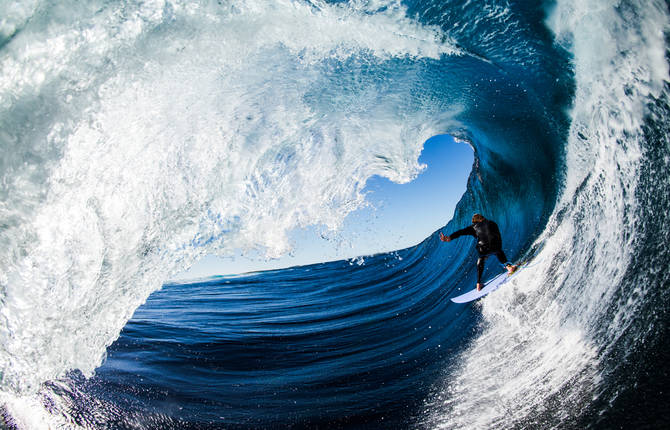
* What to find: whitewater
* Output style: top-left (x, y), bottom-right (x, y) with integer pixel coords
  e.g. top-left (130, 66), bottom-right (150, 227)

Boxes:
top-left (1, 0), bottom-right (669, 428)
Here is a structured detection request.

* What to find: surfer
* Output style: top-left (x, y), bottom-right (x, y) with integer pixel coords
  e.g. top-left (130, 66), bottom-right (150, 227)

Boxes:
top-left (440, 213), bottom-right (518, 291)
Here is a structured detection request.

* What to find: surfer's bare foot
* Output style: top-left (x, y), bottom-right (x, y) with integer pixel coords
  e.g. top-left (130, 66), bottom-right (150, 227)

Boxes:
top-left (506, 264), bottom-right (518, 275)
top-left (477, 283), bottom-right (484, 291)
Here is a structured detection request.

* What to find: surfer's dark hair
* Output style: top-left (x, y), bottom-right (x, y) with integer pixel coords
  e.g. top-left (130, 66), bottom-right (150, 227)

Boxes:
top-left (472, 213), bottom-right (485, 223)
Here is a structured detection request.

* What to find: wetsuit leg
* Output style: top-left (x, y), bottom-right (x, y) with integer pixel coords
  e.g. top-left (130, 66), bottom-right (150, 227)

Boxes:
top-left (493, 250), bottom-right (509, 266)
top-left (476, 254), bottom-right (489, 284)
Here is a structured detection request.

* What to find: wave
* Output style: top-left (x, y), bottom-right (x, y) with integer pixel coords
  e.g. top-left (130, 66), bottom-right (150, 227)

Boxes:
top-left (424, 0), bottom-right (670, 428)
top-left (1, 0), bottom-right (669, 428)
top-left (0, 0), bottom-right (458, 395)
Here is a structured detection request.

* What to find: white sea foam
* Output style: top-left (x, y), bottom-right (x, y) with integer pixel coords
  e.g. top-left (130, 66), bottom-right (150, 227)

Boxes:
top-left (425, 0), bottom-right (669, 428)
top-left (0, 0), bottom-right (459, 399)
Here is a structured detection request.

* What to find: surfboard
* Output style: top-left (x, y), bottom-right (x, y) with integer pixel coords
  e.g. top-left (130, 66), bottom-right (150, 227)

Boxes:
top-left (450, 271), bottom-right (511, 303)
top-left (450, 259), bottom-right (540, 303)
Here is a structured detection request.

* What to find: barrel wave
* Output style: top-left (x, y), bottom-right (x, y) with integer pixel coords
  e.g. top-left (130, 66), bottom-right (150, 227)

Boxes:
top-left (1, 0), bottom-right (668, 428)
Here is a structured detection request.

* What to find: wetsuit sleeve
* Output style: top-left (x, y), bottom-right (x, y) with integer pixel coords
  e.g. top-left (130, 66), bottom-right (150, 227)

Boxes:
top-left (449, 226), bottom-right (476, 239)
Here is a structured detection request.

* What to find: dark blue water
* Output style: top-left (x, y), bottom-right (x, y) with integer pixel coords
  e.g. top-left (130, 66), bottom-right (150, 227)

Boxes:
top-left (60, 249), bottom-right (477, 428)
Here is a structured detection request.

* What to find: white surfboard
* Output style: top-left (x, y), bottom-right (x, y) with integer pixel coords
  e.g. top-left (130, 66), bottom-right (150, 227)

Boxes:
top-left (450, 272), bottom-right (511, 303)
top-left (450, 259), bottom-right (541, 303)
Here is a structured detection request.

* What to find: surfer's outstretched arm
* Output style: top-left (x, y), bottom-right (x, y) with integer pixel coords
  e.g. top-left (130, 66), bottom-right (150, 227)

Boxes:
top-left (440, 226), bottom-right (475, 242)
top-left (449, 226), bottom-right (476, 239)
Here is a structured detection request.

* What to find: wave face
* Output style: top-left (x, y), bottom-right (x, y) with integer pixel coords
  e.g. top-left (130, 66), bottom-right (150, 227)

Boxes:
top-left (1, 0), bottom-right (668, 428)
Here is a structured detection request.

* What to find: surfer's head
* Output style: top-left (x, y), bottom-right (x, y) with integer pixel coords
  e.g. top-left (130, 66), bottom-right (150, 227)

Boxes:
top-left (472, 213), bottom-right (485, 223)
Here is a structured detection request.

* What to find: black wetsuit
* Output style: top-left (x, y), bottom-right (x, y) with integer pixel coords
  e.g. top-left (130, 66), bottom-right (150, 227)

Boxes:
top-left (449, 219), bottom-right (510, 284)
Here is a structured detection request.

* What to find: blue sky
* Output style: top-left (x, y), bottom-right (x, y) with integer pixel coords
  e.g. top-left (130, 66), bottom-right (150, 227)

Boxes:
top-left (175, 135), bottom-right (473, 278)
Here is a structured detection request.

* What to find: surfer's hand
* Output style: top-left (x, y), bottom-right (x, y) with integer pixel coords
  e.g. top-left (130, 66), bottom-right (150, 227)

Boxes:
top-left (440, 232), bottom-right (451, 242)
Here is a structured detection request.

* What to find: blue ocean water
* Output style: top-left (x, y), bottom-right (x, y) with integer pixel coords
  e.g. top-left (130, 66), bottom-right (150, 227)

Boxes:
top-left (1, 0), bottom-right (669, 429)
top-left (62, 250), bottom-right (472, 428)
